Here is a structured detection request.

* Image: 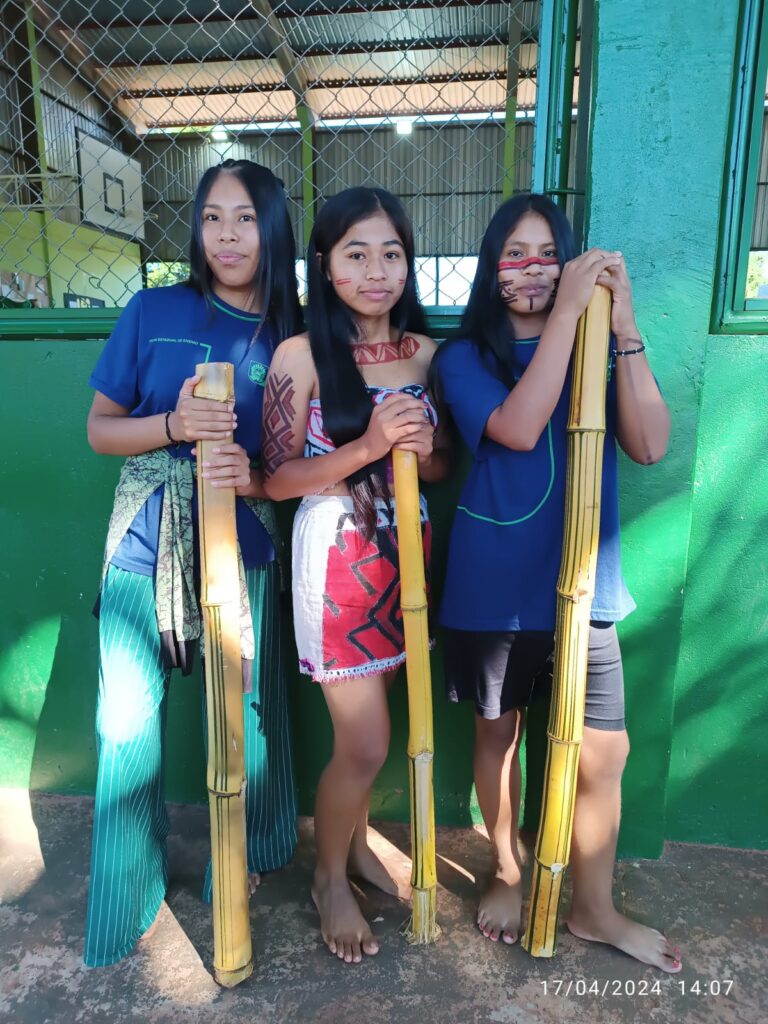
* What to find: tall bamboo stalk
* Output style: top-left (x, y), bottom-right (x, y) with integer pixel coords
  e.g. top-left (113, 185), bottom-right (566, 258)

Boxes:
top-left (522, 285), bottom-right (613, 958)
top-left (195, 362), bottom-right (253, 986)
top-left (392, 449), bottom-right (440, 943)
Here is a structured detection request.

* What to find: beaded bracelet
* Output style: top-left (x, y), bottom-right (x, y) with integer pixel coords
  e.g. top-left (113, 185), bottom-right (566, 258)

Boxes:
top-left (615, 341), bottom-right (646, 357)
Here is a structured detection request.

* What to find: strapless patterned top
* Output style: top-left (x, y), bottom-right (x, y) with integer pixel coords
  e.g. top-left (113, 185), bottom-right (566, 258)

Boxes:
top-left (304, 383), bottom-right (438, 460)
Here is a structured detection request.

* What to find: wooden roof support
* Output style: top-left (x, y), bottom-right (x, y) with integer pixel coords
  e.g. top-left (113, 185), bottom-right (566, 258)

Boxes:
top-left (27, 0), bottom-right (136, 139)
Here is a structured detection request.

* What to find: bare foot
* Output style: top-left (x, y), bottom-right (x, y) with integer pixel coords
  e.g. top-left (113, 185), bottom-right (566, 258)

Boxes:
top-left (248, 872), bottom-right (261, 896)
top-left (566, 909), bottom-right (682, 972)
top-left (348, 843), bottom-right (412, 900)
top-left (311, 875), bottom-right (380, 964)
top-left (477, 871), bottom-right (522, 944)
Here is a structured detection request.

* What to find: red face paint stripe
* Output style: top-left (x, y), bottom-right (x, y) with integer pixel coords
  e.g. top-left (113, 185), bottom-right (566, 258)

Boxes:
top-left (497, 257), bottom-right (560, 270)
top-left (334, 278), bottom-right (352, 285)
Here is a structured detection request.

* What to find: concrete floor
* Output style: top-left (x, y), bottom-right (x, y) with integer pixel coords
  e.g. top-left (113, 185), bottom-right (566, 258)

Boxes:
top-left (0, 788), bottom-right (765, 1024)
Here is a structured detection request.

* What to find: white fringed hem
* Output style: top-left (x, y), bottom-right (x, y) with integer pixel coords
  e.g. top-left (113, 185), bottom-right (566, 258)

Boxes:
top-left (303, 651), bottom-right (408, 685)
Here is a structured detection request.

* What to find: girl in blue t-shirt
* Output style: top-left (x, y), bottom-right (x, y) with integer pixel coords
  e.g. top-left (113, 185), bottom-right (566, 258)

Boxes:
top-left (83, 160), bottom-right (303, 968)
top-left (435, 194), bottom-right (681, 972)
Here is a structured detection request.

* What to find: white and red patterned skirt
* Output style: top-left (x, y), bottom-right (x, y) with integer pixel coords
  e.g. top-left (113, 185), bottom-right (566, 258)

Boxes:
top-left (292, 493), bottom-right (431, 683)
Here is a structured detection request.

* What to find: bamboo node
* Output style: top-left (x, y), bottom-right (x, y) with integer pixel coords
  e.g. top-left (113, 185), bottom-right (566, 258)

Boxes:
top-left (413, 750), bottom-right (434, 764)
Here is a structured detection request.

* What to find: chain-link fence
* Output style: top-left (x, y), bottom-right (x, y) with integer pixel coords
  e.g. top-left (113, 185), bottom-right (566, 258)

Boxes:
top-left (0, 0), bottom-right (585, 315)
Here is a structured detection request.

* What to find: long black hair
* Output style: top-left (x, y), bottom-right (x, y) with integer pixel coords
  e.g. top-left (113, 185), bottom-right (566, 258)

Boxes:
top-left (187, 159), bottom-right (303, 344)
top-left (307, 186), bottom-right (429, 539)
top-left (457, 193), bottom-right (576, 387)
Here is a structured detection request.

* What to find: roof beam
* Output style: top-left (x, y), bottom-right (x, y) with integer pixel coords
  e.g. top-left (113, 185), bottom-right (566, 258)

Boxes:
top-left (144, 101), bottom-right (518, 131)
top-left (249, 1), bottom-right (310, 105)
top-left (120, 69), bottom-right (531, 100)
top-left (95, 36), bottom-right (533, 71)
top-left (26, 0), bottom-right (136, 138)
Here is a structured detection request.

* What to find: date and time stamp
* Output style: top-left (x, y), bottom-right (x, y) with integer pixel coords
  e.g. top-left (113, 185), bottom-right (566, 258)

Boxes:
top-left (540, 978), bottom-right (735, 998)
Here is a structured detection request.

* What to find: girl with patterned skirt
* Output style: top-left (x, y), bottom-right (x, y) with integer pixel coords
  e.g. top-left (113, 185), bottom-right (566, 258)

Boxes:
top-left (262, 187), bottom-right (450, 964)
top-left (84, 160), bottom-right (302, 967)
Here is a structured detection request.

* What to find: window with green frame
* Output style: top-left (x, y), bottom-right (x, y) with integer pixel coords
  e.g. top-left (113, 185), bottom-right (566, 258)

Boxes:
top-left (714, 0), bottom-right (768, 332)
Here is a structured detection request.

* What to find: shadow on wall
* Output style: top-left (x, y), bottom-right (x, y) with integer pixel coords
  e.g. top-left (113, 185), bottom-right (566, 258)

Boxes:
top-left (663, 362), bottom-right (768, 849)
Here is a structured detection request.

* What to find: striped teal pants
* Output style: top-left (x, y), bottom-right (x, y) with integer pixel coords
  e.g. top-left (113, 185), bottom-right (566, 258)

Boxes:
top-left (84, 561), bottom-right (297, 968)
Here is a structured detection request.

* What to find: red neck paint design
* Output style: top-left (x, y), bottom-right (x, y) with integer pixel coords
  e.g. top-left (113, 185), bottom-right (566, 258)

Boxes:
top-left (497, 257), bottom-right (560, 271)
top-left (351, 335), bottom-right (419, 365)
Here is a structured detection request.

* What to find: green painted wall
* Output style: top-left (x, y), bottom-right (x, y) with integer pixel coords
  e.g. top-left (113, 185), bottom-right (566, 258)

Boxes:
top-left (589, 0), bottom-right (767, 851)
top-left (0, 212), bottom-right (141, 308)
top-left (0, 340), bottom-right (474, 821)
top-left (2, 0), bottom-right (767, 857)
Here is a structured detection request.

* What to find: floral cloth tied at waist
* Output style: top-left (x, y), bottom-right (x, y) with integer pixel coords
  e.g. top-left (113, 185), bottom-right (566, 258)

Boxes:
top-left (99, 447), bottom-right (281, 686)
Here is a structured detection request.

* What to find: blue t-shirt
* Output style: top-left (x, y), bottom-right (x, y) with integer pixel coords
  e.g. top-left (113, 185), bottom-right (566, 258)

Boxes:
top-left (89, 283), bottom-right (276, 575)
top-left (437, 337), bottom-right (635, 632)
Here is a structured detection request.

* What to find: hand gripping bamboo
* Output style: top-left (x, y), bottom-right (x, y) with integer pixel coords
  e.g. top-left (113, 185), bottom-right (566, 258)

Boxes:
top-left (522, 286), bottom-right (613, 958)
top-left (194, 362), bottom-right (253, 986)
top-left (392, 449), bottom-right (440, 943)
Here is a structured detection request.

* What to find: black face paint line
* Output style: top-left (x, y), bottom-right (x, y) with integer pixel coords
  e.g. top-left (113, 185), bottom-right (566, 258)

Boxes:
top-left (498, 281), bottom-right (518, 305)
top-left (529, 296), bottom-right (534, 311)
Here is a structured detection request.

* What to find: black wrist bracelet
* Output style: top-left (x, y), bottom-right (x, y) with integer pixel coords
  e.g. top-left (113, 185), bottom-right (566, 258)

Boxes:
top-left (164, 410), bottom-right (179, 445)
top-left (615, 343), bottom-right (646, 357)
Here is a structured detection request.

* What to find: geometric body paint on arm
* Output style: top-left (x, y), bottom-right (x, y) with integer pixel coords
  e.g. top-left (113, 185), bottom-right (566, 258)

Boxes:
top-left (262, 371), bottom-right (296, 477)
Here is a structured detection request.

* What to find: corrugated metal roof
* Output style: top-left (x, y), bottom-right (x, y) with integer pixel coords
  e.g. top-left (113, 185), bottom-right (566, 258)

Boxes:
top-left (302, 43), bottom-right (535, 83)
top-left (284, 5), bottom-right (513, 53)
top-left (31, 2), bottom-right (561, 138)
top-left (33, 1), bottom-right (555, 131)
top-left (80, 20), bottom-right (276, 68)
top-left (122, 81), bottom-right (541, 130)
top-left (102, 38), bottom-right (562, 101)
top-left (310, 79), bottom-right (519, 119)
top-left (103, 59), bottom-right (284, 94)
top-left (120, 90), bottom-right (298, 131)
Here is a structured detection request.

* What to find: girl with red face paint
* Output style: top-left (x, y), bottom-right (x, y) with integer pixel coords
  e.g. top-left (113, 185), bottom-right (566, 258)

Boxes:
top-left (261, 187), bottom-right (452, 965)
top-left (433, 194), bottom-right (679, 973)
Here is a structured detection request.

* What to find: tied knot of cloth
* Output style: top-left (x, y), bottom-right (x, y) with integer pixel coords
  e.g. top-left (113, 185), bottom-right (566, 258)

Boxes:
top-left (100, 448), bottom-right (281, 686)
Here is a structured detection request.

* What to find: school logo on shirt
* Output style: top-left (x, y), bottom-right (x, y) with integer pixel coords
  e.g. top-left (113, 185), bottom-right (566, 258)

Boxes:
top-left (248, 361), bottom-right (268, 385)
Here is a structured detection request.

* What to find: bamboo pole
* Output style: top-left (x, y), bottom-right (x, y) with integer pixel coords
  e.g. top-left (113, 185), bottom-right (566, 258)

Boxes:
top-left (392, 449), bottom-right (440, 944)
top-left (194, 362), bottom-right (253, 986)
top-left (522, 285), bottom-right (612, 958)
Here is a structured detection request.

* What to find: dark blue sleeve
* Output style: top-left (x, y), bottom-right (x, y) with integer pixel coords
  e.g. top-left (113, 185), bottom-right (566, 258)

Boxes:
top-left (88, 292), bottom-right (142, 409)
top-left (606, 367), bottom-right (618, 435)
top-left (438, 340), bottom-right (510, 455)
